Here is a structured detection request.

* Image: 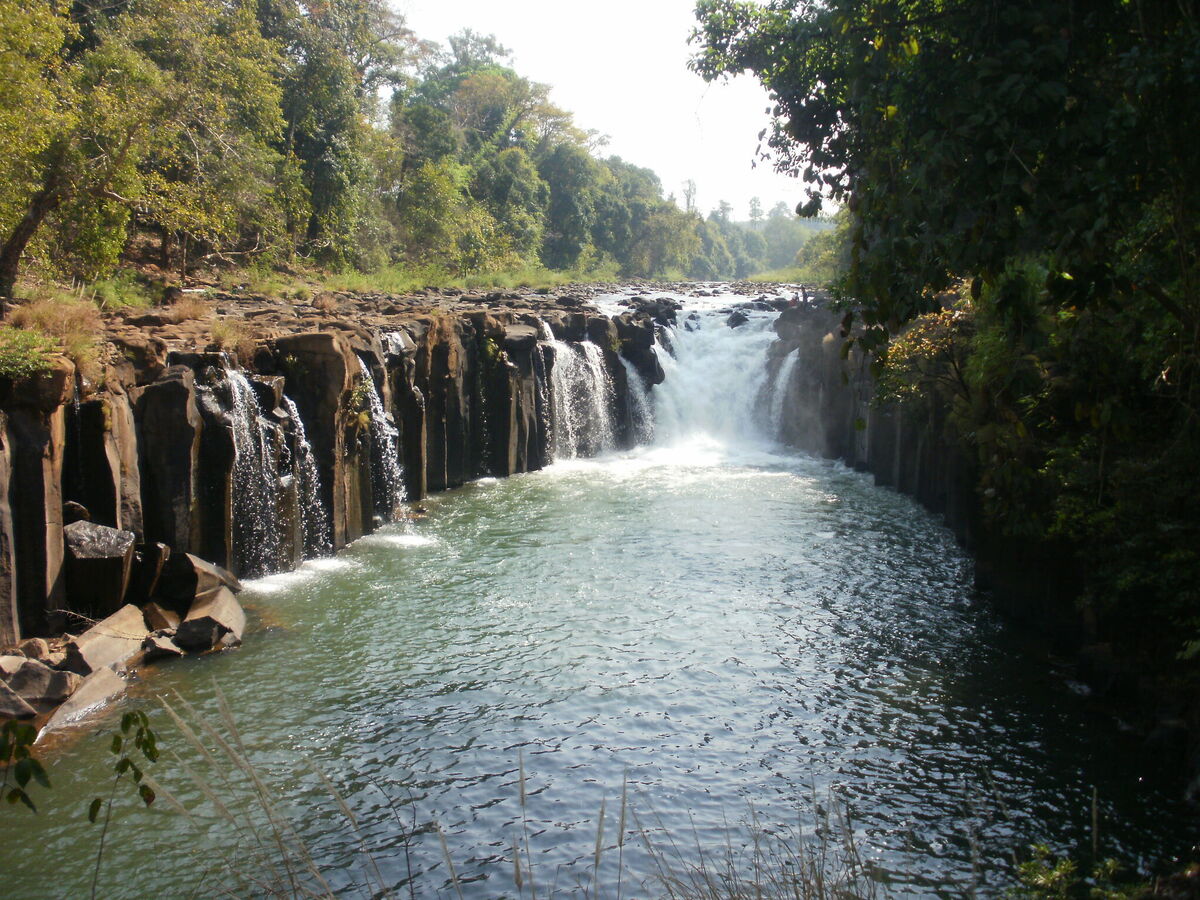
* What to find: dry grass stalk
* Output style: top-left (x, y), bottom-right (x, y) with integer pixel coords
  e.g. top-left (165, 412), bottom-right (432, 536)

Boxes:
top-left (169, 295), bottom-right (212, 323)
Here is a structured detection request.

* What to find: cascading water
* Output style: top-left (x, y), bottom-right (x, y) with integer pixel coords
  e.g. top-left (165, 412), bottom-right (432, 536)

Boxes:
top-left (282, 395), bottom-right (331, 557)
top-left (619, 356), bottom-right (654, 444)
top-left (227, 371), bottom-right (282, 576)
top-left (766, 347), bottom-right (801, 439)
top-left (648, 306), bottom-right (779, 449)
top-left (356, 358), bottom-right (405, 518)
top-left (538, 322), bottom-right (617, 460)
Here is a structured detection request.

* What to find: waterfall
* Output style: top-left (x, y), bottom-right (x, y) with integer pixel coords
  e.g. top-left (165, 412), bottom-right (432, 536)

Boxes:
top-left (619, 356), bottom-right (654, 445)
top-left (356, 358), bottom-right (406, 519)
top-left (648, 308), bottom-right (778, 448)
top-left (282, 396), bottom-right (331, 557)
top-left (538, 323), bottom-right (617, 460)
top-left (228, 371), bottom-right (283, 576)
top-left (767, 348), bottom-right (800, 439)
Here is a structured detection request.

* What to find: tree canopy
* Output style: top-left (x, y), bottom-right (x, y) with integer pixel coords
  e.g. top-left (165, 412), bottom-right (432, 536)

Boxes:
top-left (0, 1), bottom-right (815, 291)
top-left (693, 0), bottom-right (1200, 657)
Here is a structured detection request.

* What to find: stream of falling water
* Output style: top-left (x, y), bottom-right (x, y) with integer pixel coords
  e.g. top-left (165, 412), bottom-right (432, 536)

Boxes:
top-left (356, 357), bottom-right (406, 518)
top-left (0, 289), bottom-right (1192, 898)
top-left (282, 395), bottom-right (332, 557)
top-left (228, 370), bottom-right (282, 576)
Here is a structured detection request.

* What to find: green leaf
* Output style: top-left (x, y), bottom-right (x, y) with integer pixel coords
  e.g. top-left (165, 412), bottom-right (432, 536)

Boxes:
top-left (88, 797), bottom-right (103, 824)
top-left (138, 783), bottom-right (155, 807)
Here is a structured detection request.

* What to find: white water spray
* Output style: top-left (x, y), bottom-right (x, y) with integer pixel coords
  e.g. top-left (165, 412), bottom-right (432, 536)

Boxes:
top-left (767, 347), bottom-right (801, 440)
top-left (228, 371), bottom-right (282, 576)
top-left (538, 323), bottom-right (617, 460)
top-left (356, 358), bottom-right (406, 518)
top-left (282, 395), bottom-right (331, 557)
top-left (649, 309), bottom-right (778, 450)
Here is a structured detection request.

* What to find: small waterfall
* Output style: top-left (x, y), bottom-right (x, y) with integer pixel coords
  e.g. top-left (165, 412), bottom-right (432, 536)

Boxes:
top-left (282, 396), bottom-right (331, 557)
top-left (538, 323), bottom-right (617, 460)
top-left (356, 358), bottom-right (405, 519)
top-left (619, 356), bottom-right (654, 445)
top-left (228, 371), bottom-right (283, 576)
top-left (650, 309), bottom-right (777, 447)
top-left (767, 348), bottom-right (801, 439)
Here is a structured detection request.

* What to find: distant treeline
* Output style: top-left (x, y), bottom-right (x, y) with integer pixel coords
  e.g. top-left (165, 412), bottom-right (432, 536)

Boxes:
top-left (0, 0), bottom-right (826, 293)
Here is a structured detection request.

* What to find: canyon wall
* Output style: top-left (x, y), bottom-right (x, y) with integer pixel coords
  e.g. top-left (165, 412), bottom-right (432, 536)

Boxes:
top-left (0, 296), bottom-right (665, 649)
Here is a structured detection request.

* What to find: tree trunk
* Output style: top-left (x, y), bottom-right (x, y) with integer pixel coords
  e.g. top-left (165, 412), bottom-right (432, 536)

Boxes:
top-left (0, 167), bottom-right (66, 302)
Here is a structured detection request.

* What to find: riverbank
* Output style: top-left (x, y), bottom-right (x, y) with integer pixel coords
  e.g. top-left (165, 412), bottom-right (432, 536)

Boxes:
top-left (0, 289), bottom-right (1191, 897)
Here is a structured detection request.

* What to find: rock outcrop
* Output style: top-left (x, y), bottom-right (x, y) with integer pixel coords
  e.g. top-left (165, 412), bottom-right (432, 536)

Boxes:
top-left (0, 284), bottom-right (667, 727)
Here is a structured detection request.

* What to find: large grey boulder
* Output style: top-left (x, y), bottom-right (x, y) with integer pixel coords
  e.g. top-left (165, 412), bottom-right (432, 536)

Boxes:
top-left (156, 552), bottom-right (243, 613)
top-left (174, 587), bottom-right (245, 652)
top-left (63, 520), bottom-right (137, 618)
top-left (43, 665), bottom-right (125, 730)
top-left (5, 658), bottom-right (81, 712)
top-left (0, 680), bottom-right (36, 719)
top-left (62, 604), bottom-right (149, 675)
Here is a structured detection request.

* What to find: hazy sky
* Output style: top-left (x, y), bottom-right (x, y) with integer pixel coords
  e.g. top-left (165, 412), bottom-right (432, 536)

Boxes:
top-left (395, 0), bottom-right (803, 220)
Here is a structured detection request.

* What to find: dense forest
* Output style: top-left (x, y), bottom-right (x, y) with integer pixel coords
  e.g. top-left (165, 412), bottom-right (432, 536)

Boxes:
top-left (0, 0), bottom-right (829, 295)
top-left (695, 0), bottom-right (1200, 679)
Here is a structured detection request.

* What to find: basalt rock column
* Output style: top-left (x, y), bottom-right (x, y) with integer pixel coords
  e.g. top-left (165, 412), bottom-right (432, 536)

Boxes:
top-left (6, 359), bottom-right (74, 635)
top-left (135, 366), bottom-right (203, 558)
top-left (273, 332), bottom-right (372, 550)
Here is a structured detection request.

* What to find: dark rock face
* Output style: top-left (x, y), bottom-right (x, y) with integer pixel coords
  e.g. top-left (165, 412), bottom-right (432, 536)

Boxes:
top-left (63, 520), bottom-right (137, 619)
top-left (273, 332), bottom-right (370, 550)
top-left (135, 366), bottom-right (202, 555)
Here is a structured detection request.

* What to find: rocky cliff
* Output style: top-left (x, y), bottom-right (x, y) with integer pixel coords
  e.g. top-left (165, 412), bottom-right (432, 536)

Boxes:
top-left (0, 286), bottom-right (668, 723)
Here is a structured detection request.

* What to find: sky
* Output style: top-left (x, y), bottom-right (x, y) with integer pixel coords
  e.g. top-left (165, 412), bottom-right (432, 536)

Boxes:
top-left (395, 0), bottom-right (804, 221)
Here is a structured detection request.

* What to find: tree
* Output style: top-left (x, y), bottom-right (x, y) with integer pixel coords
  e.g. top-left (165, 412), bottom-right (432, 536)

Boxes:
top-left (693, 0), bottom-right (1200, 658)
top-left (748, 196), bottom-right (763, 226)
top-left (0, 0), bottom-right (291, 295)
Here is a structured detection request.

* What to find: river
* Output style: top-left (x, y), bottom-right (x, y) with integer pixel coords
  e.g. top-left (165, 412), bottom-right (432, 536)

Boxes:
top-left (0, 290), bottom-right (1190, 897)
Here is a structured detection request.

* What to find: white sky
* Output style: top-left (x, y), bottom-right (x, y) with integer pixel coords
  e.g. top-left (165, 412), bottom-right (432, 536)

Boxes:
top-left (395, 0), bottom-right (804, 220)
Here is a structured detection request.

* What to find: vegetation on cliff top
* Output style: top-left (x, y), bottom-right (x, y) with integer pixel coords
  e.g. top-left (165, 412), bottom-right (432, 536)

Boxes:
top-left (693, 0), bottom-right (1200, 667)
top-left (0, 0), bottom-right (830, 305)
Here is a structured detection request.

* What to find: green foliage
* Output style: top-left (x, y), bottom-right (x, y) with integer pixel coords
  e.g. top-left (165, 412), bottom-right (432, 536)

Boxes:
top-left (695, 0), bottom-right (1200, 663)
top-left (1010, 845), bottom-right (1142, 899)
top-left (0, 721), bottom-right (50, 812)
top-left (0, 325), bottom-right (57, 379)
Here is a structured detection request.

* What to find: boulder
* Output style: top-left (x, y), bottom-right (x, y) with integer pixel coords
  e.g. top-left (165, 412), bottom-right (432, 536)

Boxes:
top-left (5, 658), bottom-right (81, 712)
top-left (42, 665), bottom-right (125, 730)
top-left (156, 552), bottom-right (243, 613)
top-left (142, 601), bottom-right (180, 632)
top-left (0, 655), bottom-right (26, 678)
top-left (726, 311), bottom-right (750, 328)
top-left (0, 680), bottom-right (36, 719)
top-left (16, 637), bottom-right (50, 660)
top-left (174, 587), bottom-right (245, 652)
top-left (142, 632), bottom-right (184, 662)
top-left (502, 324), bottom-right (539, 353)
top-left (63, 520), bottom-right (137, 618)
top-left (62, 604), bottom-right (149, 675)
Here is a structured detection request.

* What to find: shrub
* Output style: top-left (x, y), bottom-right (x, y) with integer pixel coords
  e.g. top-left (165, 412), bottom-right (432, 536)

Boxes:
top-left (0, 326), bottom-right (57, 379)
top-left (9, 295), bottom-right (102, 380)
